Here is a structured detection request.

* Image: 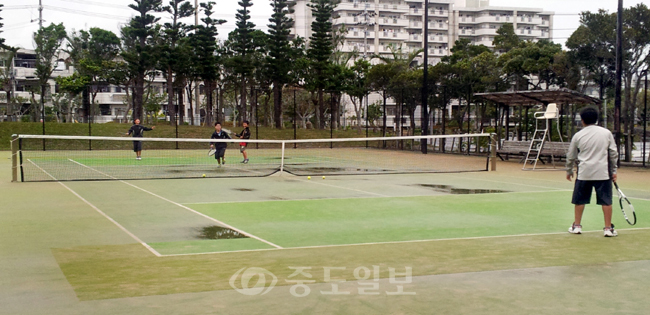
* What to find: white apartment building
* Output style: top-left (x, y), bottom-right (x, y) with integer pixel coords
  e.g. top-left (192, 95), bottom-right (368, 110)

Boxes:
top-left (293, 0), bottom-right (553, 65)
top-left (1, 49), bottom-right (203, 124)
top-left (291, 0), bottom-right (554, 131)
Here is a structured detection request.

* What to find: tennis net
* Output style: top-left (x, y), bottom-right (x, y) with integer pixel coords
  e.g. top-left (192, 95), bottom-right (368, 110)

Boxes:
top-left (11, 133), bottom-right (494, 182)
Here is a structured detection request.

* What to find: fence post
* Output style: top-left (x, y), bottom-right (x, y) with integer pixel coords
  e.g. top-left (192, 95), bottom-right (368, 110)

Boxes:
top-left (11, 134), bottom-right (18, 182)
top-left (280, 141), bottom-right (285, 176)
top-left (490, 133), bottom-right (497, 171)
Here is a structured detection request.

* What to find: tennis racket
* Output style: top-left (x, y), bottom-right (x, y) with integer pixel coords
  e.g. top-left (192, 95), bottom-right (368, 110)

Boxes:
top-left (614, 182), bottom-right (636, 225)
top-left (208, 148), bottom-right (216, 156)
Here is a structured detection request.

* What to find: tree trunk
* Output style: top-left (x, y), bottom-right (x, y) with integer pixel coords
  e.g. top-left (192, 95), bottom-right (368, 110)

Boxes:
top-left (273, 82), bottom-right (282, 129)
top-left (187, 82), bottom-right (194, 126)
top-left (133, 74), bottom-right (144, 121)
top-left (240, 79), bottom-right (247, 125)
top-left (316, 89), bottom-right (323, 129)
top-left (178, 87), bottom-right (185, 125)
top-left (167, 68), bottom-right (176, 126)
top-left (205, 80), bottom-right (213, 127)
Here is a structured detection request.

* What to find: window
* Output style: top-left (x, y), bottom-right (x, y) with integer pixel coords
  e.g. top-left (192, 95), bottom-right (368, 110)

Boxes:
top-left (100, 105), bottom-right (111, 116)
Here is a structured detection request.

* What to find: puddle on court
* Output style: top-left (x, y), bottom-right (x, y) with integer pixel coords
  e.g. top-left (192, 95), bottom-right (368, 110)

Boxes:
top-left (198, 226), bottom-right (249, 239)
top-left (416, 184), bottom-right (508, 194)
top-left (232, 188), bottom-right (255, 192)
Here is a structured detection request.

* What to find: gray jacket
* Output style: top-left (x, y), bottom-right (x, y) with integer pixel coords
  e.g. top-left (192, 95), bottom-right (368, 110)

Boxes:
top-left (566, 125), bottom-right (618, 181)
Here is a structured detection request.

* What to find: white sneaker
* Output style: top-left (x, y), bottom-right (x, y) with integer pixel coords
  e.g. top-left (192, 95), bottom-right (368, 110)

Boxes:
top-left (568, 223), bottom-right (582, 234)
top-left (136, 157), bottom-right (141, 160)
top-left (604, 225), bottom-right (618, 237)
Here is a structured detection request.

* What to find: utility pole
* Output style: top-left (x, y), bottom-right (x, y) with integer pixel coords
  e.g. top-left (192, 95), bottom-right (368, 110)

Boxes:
top-left (195, 0), bottom-right (200, 125)
top-left (421, 0), bottom-right (429, 154)
top-left (356, 6), bottom-right (375, 59)
top-left (39, 0), bottom-right (43, 28)
top-left (614, 0), bottom-right (623, 166)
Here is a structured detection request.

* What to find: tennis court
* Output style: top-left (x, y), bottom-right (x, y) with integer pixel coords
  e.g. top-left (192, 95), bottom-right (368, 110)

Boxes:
top-left (2, 143), bottom-right (650, 314)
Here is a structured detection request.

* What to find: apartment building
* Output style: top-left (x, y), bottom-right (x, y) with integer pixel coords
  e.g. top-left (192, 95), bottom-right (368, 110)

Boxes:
top-left (293, 0), bottom-right (553, 64)
top-left (1, 49), bottom-right (202, 124)
top-left (291, 0), bottom-right (554, 130)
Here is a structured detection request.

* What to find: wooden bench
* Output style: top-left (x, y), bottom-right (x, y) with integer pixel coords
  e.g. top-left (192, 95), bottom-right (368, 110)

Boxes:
top-left (497, 141), bottom-right (570, 162)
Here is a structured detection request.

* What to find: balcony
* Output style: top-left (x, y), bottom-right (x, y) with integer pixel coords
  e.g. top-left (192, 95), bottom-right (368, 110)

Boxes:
top-left (407, 8), bottom-right (421, 16)
top-left (407, 21), bottom-right (421, 29)
top-left (474, 28), bottom-right (498, 36)
top-left (408, 34), bottom-right (422, 42)
top-left (518, 17), bottom-right (543, 25)
top-left (337, 3), bottom-right (371, 11)
top-left (459, 29), bottom-right (476, 36)
top-left (429, 35), bottom-right (448, 43)
top-left (518, 29), bottom-right (542, 37)
top-left (348, 31), bottom-right (374, 39)
top-left (380, 31), bottom-right (408, 41)
top-left (378, 3), bottom-right (409, 13)
top-left (428, 22), bottom-right (449, 30)
top-left (335, 16), bottom-right (361, 25)
top-left (379, 17), bottom-right (409, 27)
top-left (458, 17), bottom-right (477, 24)
top-left (429, 9), bottom-right (449, 18)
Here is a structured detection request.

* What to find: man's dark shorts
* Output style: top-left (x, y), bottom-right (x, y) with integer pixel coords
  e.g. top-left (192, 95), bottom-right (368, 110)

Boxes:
top-left (214, 148), bottom-right (226, 159)
top-left (133, 140), bottom-right (142, 152)
top-left (572, 179), bottom-right (613, 205)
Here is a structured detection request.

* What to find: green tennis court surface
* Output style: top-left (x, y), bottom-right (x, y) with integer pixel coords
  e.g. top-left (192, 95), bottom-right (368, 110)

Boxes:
top-left (2, 150), bottom-right (650, 314)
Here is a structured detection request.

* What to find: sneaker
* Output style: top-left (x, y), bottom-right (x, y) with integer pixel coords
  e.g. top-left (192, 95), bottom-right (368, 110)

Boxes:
top-left (217, 164), bottom-right (221, 168)
top-left (136, 157), bottom-right (142, 160)
top-left (222, 159), bottom-right (226, 165)
top-left (244, 159), bottom-right (249, 164)
top-left (604, 224), bottom-right (618, 237)
top-left (568, 223), bottom-right (582, 234)
top-left (241, 159), bottom-right (246, 163)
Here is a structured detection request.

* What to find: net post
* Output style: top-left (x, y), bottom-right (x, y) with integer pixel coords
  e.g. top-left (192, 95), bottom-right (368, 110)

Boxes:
top-left (489, 133), bottom-right (497, 171)
top-left (280, 141), bottom-right (286, 176)
top-left (11, 134), bottom-right (18, 182)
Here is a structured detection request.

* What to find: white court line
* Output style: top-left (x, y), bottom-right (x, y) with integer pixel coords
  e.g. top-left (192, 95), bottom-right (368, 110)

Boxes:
top-left (160, 227), bottom-right (650, 257)
top-left (28, 159), bottom-right (162, 257)
top-left (68, 159), bottom-right (283, 249)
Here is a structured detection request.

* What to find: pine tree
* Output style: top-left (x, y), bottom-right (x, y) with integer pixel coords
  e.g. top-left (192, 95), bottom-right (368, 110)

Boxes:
top-left (232, 0), bottom-right (256, 125)
top-left (0, 4), bottom-right (6, 49)
top-left (189, 1), bottom-right (226, 127)
top-left (307, 0), bottom-right (339, 129)
top-left (122, 0), bottom-right (164, 121)
top-left (267, 0), bottom-right (295, 128)
top-left (161, 0), bottom-right (194, 125)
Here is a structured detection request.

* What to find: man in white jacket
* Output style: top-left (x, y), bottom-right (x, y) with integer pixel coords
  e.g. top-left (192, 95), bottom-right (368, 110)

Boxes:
top-left (566, 107), bottom-right (619, 237)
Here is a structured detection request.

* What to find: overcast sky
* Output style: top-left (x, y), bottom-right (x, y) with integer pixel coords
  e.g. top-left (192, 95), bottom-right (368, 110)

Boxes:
top-left (1, 0), bottom-right (649, 50)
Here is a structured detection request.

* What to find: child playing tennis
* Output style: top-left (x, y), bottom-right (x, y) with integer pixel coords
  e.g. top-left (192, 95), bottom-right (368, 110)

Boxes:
top-left (210, 122), bottom-right (230, 167)
top-left (235, 120), bottom-right (251, 164)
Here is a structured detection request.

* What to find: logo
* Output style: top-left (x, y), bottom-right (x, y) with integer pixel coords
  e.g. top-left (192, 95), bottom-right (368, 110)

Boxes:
top-left (229, 267), bottom-right (278, 296)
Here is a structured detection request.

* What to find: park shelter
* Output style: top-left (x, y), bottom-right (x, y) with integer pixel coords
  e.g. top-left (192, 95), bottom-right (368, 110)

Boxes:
top-left (474, 88), bottom-right (602, 147)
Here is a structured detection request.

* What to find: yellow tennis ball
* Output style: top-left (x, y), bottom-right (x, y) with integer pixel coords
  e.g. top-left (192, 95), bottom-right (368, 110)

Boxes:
top-left (202, 174), bottom-right (206, 178)
top-left (307, 176), bottom-right (311, 180)
top-left (322, 176), bottom-right (326, 179)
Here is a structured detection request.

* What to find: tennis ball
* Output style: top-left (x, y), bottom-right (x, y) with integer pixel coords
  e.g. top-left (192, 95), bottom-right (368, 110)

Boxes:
top-left (202, 174), bottom-right (206, 178)
top-left (322, 176), bottom-right (326, 179)
top-left (307, 176), bottom-right (311, 180)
